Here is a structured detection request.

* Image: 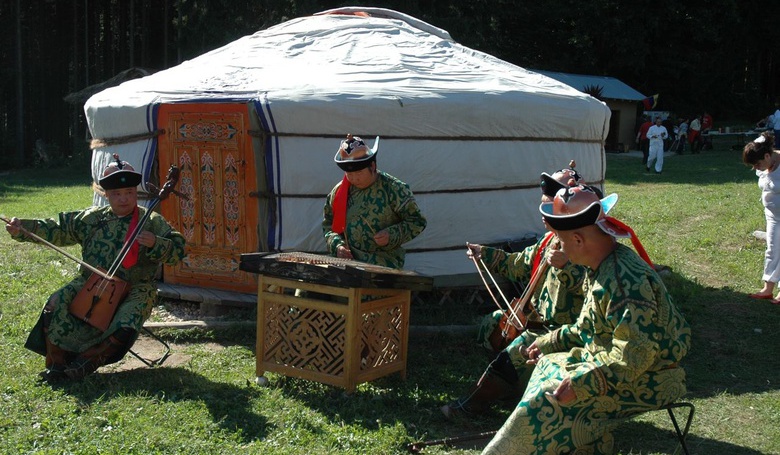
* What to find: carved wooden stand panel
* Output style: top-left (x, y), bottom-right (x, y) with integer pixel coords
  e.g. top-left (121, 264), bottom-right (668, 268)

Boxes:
top-left (256, 275), bottom-right (410, 392)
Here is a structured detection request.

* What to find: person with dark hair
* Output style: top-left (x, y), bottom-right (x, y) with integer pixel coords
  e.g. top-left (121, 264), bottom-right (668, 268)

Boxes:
top-left (646, 117), bottom-right (668, 174)
top-left (481, 185), bottom-right (691, 454)
top-left (742, 130), bottom-right (780, 303)
top-left (322, 134), bottom-right (426, 269)
top-left (5, 155), bottom-right (187, 383)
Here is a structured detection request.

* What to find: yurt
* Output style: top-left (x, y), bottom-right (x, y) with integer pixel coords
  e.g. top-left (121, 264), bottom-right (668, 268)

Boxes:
top-left (84, 7), bottom-right (611, 293)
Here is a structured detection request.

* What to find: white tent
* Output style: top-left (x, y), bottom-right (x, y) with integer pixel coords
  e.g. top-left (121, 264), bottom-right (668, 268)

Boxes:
top-left (84, 7), bottom-right (610, 290)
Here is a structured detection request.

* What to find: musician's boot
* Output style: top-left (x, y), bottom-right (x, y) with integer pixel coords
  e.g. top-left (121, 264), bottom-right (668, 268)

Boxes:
top-left (38, 311), bottom-right (71, 383)
top-left (64, 328), bottom-right (134, 380)
top-left (441, 351), bottom-right (519, 419)
top-left (40, 338), bottom-right (71, 383)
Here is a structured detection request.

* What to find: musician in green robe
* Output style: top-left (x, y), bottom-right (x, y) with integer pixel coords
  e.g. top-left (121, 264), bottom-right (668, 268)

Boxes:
top-left (5, 155), bottom-right (186, 382)
top-left (481, 185), bottom-right (691, 455)
top-left (441, 166), bottom-right (593, 419)
top-left (322, 134), bottom-right (427, 269)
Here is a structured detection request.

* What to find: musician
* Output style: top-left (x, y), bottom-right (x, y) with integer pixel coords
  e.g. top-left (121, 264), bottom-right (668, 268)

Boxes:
top-left (442, 166), bottom-right (597, 419)
top-left (481, 185), bottom-right (691, 455)
top-left (5, 156), bottom-right (186, 382)
top-left (322, 134), bottom-right (426, 269)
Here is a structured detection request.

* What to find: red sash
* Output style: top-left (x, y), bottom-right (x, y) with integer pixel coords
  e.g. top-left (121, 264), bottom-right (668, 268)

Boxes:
top-left (331, 175), bottom-right (350, 234)
top-left (603, 216), bottom-right (654, 267)
top-left (121, 207), bottom-right (140, 268)
top-left (531, 231), bottom-right (555, 276)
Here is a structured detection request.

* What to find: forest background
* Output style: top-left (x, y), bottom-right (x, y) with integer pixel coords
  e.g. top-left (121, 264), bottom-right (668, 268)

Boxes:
top-left (2, 0), bottom-right (779, 169)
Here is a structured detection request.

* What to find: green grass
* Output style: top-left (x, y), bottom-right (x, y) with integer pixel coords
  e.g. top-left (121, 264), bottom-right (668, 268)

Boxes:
top-left (1, 143), bottom-right (780, 454)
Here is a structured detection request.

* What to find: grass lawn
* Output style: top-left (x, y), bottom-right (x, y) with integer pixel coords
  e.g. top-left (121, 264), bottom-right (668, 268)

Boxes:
top-left (1, 141), bottom-right (779, 455)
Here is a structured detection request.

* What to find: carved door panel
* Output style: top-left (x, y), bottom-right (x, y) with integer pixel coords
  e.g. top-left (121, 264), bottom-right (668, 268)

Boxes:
top-left (157, 103), bottom-right (258, 293)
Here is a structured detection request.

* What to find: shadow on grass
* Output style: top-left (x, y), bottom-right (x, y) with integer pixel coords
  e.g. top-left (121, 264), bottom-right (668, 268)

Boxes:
top-left (400, 421), bottom-right (770, 455)
top-left (614, 420), bottom-right (767, 455)
top-left (260, 262), bottom-right (780, 453)
top-left (56, 366), bottom-right (270, 444)
top-left (658, 267), bottom-right (780, 399)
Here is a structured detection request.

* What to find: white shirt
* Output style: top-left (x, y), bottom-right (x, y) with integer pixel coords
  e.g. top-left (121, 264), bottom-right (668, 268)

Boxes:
top-left (647, 124), bottom-right (668, 144)
top-left (759, 164), bottom-right (780, 211)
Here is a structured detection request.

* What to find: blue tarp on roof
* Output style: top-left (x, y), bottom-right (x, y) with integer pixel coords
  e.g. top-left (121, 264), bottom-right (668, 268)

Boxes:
top-left (533, 70), bottom-right (645, 101)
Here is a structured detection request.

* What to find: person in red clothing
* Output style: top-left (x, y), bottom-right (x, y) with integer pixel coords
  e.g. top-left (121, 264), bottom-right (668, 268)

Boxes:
top-left (701, 111), bottom-right (714, 151)
top-left (635, 116), bottom-right (653, 166)
top-left (702, 111), bottom-right (713, 133)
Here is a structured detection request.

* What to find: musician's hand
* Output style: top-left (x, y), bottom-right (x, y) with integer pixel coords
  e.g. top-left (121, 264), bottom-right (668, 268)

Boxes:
top-left (466, 242), bottom-right (482, 260)
top-left (4, 217), bottom-right (21, 236)
top-left (523, 341), bottom-right (543, 364)
top-left (547, 249), bottom-right (569, 268)
top-left (136, 230), bottom-right (157, 248)
top-left (336, 244), bottom-right (353, 259)
top-left (373, 230), bottom-right (390, 247)
top-left (547, 377), bottom-right (577, 405)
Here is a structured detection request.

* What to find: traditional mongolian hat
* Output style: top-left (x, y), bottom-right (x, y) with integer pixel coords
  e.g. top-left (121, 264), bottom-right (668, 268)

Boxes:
top-left (98, 153), bottom-right (142, 190)
top-left (539, 185), bottom-right (622, 234)
top-left (334, 134), bottom-right (380, 172)
top-left (540, 160), bottom-right (584, 198)
top-left (540, 184), bottom-right (653, 266)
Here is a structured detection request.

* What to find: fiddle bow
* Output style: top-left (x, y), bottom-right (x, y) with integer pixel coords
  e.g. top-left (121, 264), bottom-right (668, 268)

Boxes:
top-left (470, 235), bottom-right (553, 352)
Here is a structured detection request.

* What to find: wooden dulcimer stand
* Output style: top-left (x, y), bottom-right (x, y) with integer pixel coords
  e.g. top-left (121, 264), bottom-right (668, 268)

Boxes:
top-left (240, 252), bottom-right (433, 393)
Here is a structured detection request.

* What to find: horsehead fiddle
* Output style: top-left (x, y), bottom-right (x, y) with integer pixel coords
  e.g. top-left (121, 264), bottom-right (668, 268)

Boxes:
top-left (68, 162), bottom-right (186, 331)
top-left (2, 162), bottom-right (186, 332)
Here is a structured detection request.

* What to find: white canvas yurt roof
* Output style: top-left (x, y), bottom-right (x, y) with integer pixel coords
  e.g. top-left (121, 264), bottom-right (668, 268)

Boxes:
top-left (85, 7), bottom-right (610, 282)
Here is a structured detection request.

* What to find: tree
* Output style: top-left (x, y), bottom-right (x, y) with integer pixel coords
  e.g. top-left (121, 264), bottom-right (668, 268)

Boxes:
top-left (3, 1), bottom-right (780, 169)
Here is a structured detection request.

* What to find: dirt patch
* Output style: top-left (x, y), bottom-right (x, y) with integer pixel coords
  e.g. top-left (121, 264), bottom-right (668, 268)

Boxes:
top-left (101, 335), bottom-right (225, 373)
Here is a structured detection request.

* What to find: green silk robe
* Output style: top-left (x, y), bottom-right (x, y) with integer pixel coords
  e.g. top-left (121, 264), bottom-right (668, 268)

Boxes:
top-left (14, 206), bottom-right (186, 354)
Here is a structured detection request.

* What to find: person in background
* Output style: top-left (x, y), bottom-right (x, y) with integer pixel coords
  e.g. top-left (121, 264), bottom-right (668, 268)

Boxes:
top-left (701, 111), bottom-right (714, 151)
top-left (701, 111), bottom-right (713, 134)
top-left (773, 101), bottom-right (780, 149)
top-left (322, 134), bottom-right (427, 269)
top-left (742, 130), bottom-right (780, 304)
top-left (662, 116), bottom-right (676, 151)
top-left (5, 155), bottom-right (187, 383)
top-left (756, 113), bottom-right (774, 131)
top-left (646, 116), bottom-right (669, 174)
top-left (481, 185), bottom-right (691, 454)
top-left (677, 118), bottom-right (689, 154)
top-left (689, 115), bottom-right (702, 154)
top-left (635, 116), bottom-right (653, 167)
top-left (440, 165), bottom-right (603, 419)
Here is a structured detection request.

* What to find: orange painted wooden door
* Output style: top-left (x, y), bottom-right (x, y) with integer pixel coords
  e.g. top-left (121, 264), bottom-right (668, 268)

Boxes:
top-left (157, 103), bottom-right (258, 293)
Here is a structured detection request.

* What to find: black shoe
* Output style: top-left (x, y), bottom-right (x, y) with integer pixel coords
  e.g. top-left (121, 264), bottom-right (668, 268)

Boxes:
top-left (63, 357), bottom-right (100, 380)
top-left (38, 367), bottom-right (68, 383)
top-left (656, 171), bottom-right (662, 174)
top-left (440, 401), bottom-right (477, 420)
